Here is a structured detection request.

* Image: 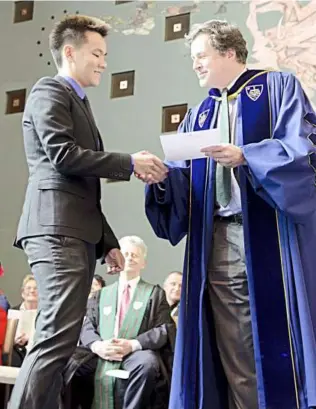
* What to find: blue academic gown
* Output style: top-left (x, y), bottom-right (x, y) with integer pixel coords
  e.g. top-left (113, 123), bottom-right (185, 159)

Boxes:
top-left (145, 70), bottom-right (316, 409)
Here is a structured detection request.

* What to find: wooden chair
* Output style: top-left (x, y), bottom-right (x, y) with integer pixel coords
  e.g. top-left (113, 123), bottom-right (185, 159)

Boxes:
top-left (2, 318), bottom-right (18, 366)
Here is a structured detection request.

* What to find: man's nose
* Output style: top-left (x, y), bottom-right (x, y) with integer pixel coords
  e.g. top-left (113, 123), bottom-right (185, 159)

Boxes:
top-left (193, 59), bottom-right (201, 71)
top-left (99, 58), bottom-right (107, 70)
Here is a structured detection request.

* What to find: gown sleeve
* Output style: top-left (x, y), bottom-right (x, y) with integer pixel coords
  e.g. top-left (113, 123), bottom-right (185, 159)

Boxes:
top-left (145, 110), bottom-right (193, 245)
top-left (242, 72), bottom-right (316, 222)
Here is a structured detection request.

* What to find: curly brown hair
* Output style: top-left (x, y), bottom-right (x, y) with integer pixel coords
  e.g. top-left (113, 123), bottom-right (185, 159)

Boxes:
top-left (185, 19), bottom-right (248, 64)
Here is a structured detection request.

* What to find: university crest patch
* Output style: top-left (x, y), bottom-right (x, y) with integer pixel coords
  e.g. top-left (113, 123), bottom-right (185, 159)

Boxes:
top-left (245, 84), bottom-right (263, 101)
top-left (103, 306), bottom-right (112, 316)
top-left (198, 109), bottom-right (209, 128)
top-left (133, 301), bottom-right (143, 310)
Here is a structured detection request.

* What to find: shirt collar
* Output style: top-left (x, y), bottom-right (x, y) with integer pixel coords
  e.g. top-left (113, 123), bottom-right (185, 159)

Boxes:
top-left (208, 67), bottom-right (250, 99)
top-left (60, 75), bottom-right (86, 100)
top-left (226, 67), bottom-right (248, 91)
top-left (119, 275), bottom-right (140, 291)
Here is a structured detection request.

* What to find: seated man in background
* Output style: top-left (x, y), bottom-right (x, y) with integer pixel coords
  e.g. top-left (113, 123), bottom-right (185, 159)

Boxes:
top-left (163, 272), bottom-right (182, 323)
top-left (69, 236), bottom-right (176, 409)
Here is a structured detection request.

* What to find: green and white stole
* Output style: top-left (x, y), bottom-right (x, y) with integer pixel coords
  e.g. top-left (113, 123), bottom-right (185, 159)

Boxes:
top-left (92, 279), bottom-right (154, 409)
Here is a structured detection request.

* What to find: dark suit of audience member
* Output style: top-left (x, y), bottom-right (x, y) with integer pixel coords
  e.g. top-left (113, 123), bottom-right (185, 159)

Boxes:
top-left (68, 280), bottom-right (176, 409)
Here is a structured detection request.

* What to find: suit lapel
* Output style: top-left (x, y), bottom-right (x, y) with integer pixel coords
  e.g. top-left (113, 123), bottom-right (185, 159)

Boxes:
top-left (54, 75), bottom-right (101, 151)
top-left (97, 130), bottom-right (104, 151)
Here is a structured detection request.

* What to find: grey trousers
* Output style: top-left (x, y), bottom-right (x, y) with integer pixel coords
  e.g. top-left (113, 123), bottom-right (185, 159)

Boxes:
top-left (9, 235), bottom-right (96, 409)
top-left (207, 219), bottom-right (258, 409)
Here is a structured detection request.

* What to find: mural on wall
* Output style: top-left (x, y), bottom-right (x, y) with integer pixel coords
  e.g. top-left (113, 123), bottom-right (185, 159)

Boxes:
top-left (246, 0), bottom-right (316, 102)
top-left (103, 1), bottom-right (228, 36)
top-left (103, 1), bottom-right (156, 35)
top-left (103, 0), bottom-right (316, 104)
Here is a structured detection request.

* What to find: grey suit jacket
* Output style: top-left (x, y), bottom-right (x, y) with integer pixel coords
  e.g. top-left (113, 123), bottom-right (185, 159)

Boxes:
top-left (15, 75), bottom-right (132, 258)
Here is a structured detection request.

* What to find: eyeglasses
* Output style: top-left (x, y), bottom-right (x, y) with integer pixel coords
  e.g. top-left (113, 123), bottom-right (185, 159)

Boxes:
top-left (24, 287), bottom-right (37, 292)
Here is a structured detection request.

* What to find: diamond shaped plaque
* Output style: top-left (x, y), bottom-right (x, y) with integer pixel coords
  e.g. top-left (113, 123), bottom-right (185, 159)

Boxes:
top-left (5, 89), bottom-right (26, 114)
top-left (162, 104), bottom-right (188, 133)
top-left (111, 71), bottom-right (135, 99)
top-left (165, 13), bottom-right (190, 42)
top-left (14, 1), bottom-right (34, 23)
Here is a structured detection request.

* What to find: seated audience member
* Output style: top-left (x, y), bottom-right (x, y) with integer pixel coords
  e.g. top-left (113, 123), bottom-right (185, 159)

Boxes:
top-left (88, 274), bottom-right (106, 301)
top-left (0, 304), bottom-right (7, 365)
top-left (11, 274), bottom-right (38, 367)
top-left (0, 305), bottom-right (7, 405)
top-left (163, 271), bottom-right (182, 320)
top-left (0, 262), bottom-right (10, 312)
top-left (0, 290), bottom-right (10, 313)
top-left (89, 275), bottom-right (106, 298)
top-left (87, 274), bottom-right (106, 311)
top-left (0, 262), bottom-right (8, 404)
top-left (68, 236), bottom-right (176, 409)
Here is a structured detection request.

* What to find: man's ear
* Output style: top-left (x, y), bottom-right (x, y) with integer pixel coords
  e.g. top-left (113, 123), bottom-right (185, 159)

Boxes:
top-left (63, 44), bottom-right (75, 62)
top-left (226, 48), bottom-right (236, 60)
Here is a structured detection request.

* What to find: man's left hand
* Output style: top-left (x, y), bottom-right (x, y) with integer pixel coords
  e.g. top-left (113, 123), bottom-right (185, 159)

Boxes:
top-left (201, 144), bottom-right (246, 168)
top-left (111, 339), bottom-right (133, 358)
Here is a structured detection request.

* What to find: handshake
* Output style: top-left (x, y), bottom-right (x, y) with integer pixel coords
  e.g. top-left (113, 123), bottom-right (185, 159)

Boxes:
top-left (131, 151), bottom-right (168, 184)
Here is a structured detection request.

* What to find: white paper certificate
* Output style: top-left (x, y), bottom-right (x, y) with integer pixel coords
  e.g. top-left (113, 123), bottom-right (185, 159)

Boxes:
top-left (160, 128), bottom-right (221, 161)
top-left (106, 369), bottom-right (130, 379)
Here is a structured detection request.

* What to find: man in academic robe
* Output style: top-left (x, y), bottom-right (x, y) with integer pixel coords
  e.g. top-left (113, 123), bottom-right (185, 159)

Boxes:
top-left (144, 19), bottom-right (316, 409)
top-left (71, 235), bottom-right (176, 409)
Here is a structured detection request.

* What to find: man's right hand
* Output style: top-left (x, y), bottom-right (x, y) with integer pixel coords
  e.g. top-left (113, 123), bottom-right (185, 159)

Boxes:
top-left (105, 248), bottom-right (125, 275)
top-left (14, 332), bottom-right (29, 347)
top-left (131, 151), bottom-right (168, 183)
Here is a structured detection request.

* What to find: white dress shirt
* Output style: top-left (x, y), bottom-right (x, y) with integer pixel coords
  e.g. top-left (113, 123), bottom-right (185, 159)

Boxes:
top-left (215, 68), bottom-right (247, 216)
top-left (114, 275), bottom-right (142, 352)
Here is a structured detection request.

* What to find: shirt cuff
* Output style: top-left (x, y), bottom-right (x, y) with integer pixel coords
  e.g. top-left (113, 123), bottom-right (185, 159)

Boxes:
top-left (130, 156), bottom-right (134, 174)
top-left (90, 340), bottom-right (102, 354)
top-left (130, 339), bottom-right (142, 352)
top-left (157, 183), bottom-right (166, 191)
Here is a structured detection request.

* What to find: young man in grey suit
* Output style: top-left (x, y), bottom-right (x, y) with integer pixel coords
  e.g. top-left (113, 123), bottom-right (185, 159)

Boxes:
top-left (10, 14), bottom-right (167, 409)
